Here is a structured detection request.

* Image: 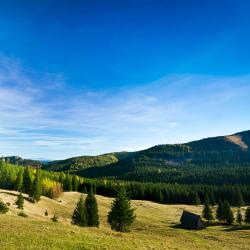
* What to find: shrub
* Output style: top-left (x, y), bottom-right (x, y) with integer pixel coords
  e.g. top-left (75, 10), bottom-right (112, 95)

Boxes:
top-left (16, 192), bottom-right (24, 209)
top-left (52, 214), bottom-right (59, 222)
top-left (43, 178), bottom-right (63, 199)
top-left (0, 200), bottom-right (9, 214)
top-left (18, 211), bottom-right (28, 217)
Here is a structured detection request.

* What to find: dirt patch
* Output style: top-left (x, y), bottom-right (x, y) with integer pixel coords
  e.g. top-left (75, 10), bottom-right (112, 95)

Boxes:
top-left (226, 135), bottom-right (248, 150)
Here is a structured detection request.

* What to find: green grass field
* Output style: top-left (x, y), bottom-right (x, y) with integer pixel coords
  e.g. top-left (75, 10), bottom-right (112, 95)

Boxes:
top-left (0, 190), bottom-right (249, 250)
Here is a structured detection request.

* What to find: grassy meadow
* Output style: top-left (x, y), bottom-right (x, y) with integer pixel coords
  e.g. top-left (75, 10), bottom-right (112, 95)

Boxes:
top-left (0, 190), bottom-right (249, 250)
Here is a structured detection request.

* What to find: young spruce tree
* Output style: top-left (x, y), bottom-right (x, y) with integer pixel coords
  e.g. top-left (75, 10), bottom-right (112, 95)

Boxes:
top-left (30, 169), bottom-right (42, 202)
top-left (15, 170), bottom-right (23, 192)
top-left (16, 192), bottom-right (24, 209)
top-left (85, 188), bottom-right (99, 227)
top-left (216, 201), bottom-right (223, 221)
top-left (22, 167), bottom-right (32, 195)
top-left (72, 175), bottom-right (78, 191)
top-left (232, 188), bottom-right (244, 207)
top-left (202, 201), bottom-right (214, 222)
top-left (108, 186), bottom-right (136, 232)
top-left (188, 191), bottom-right (201, 205)
top-left (222, 201), bottom-right (234, 225)
top-left (72, 196), bottom-right (87, 227)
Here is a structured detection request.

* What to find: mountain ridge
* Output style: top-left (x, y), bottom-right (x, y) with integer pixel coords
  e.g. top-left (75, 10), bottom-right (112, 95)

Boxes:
top-left (2, 130), bottom-right (250, 184)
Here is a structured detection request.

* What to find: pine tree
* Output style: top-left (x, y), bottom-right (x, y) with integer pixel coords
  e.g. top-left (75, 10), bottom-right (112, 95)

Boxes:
top-left (72, 175), bottom-right (78, 191)
top-left (15, 170), bottom-right (23, 192)
top-left (16, 192), bottom-right (24, 209)
top-left (158, 190), bottom-right (164, 203)
top-left (30, 169), bottom-right (42, 202)
top-left (204, 193), bottom-right (210, 204)
top-left (72, 196), bottom-right (87, 227)
top-left (210, 192), bottom-right (216, 206)
top-left (236, 208), bottom-right (243, 225)
top-left (83, 186), bottom-right (88, 194)
top-left (188, 192), bottom-right (201, 205)
top-left (22, 167), bottom-right (32, 195)
top-left (64, 172), bottom-right (72, 191)
top-left (92, 184), bottom-right (96, 194)
top-left (216, 201), bottom-right (223, 221)
top-left (85, 188), bottom-right (99, 227)
top-left (59, 172), bottom-right (64, 186)
top-left (108, 186), bottom-right (136, 232)
top-left (202, 201), bottom-right (214, 222)
top-left (232, 188), bottom-right (244, 207)
top-left (222, 201), bottom-right (234, 225)
top-left (245, 207), bottom-right (250, 224)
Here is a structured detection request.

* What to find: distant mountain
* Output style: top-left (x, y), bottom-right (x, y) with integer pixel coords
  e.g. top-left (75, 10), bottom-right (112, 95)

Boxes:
top-left (2, 130), bottom-right (250, 184)
top-left (30, 158), bottom-right (52, 163)
top-left (2, 156), bottom-right (42, 168)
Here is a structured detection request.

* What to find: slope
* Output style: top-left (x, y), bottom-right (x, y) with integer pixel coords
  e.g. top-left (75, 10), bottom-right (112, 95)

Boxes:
top-left (78, 130), bottom-right (250, 183)
top-left (0, 189), bottom-right (249, 250)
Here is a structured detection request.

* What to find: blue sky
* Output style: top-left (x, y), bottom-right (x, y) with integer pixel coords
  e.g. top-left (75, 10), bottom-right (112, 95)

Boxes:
top-left (0, 0), bottom-right (250, 159)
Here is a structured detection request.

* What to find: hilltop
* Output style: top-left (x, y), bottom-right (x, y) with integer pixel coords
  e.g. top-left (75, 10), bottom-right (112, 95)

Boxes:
top-left (0, 189), bottom-right (249, 250)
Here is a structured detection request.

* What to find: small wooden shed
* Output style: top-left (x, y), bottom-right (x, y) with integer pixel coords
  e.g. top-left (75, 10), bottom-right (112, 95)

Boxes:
top-left (180, 211), bottom-right (205, 230)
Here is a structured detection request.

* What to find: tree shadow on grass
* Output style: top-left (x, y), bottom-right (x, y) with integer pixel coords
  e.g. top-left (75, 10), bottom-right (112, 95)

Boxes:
top-left (223, 225), bottom-right (250, 232)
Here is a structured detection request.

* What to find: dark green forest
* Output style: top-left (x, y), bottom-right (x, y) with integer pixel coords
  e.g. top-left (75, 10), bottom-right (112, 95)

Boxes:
top-left (1, 130), bottom-right (250, 205)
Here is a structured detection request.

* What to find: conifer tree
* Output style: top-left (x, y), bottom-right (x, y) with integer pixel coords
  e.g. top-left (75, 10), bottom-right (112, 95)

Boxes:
top-left (83, 186), bottom-right (88, 194)
top-left (158, 190), bottom-right (164, 203)
top-left (108, 186), bottom-right (136, 232)
top-left (202, 201), bottom-right (214, 222)
top-left (232, 188), bottom-right (244, 207)
top-left (59, 172), bottom-right (64, 186)
top-left (30, 169), bottom-right (42, 202)
top-left (72, 175), bottom-right (78, 191)
top-left (210, 192), bottom-right (216, 206)
top-left (236, 208), bottom-right (243, 225)
top-left (188, 192), bottom-right (201, 205)
top-left (216, 201), bottom-right (223, 221)
top-left (92, 184), bottom-right (96, 194)
top-left (23, 167), bottom-right (32, 195)
top-left (85, 188), bottom-right (99, 227)
top-left (72, 196), bottom-right (87, 227)
top-left (15, 170), bottom-right (23, 192)
top-left (64, 173), bottom-right (72, 191)
top-left (222, 201), bottom-right (234, 225)
top-left (16, 192), bottom-right (24, 209)
top-left (204, 193), bottom-right (210, 204)
top-left (245, 207), bottom-right (250, 224)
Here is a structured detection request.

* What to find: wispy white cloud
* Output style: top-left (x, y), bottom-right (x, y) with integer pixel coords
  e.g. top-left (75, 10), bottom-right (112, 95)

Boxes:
top-left (0, 55), bottom-right (250, 159)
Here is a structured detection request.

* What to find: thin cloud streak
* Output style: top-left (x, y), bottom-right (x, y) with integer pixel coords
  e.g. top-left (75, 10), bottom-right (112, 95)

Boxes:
top-left (0, 56), bottom-right (250, 159)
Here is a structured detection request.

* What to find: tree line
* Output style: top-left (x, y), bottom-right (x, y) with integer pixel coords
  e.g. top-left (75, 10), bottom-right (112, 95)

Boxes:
top-left (1, 160), bottom-right (250, 206)
top-left (202, 199), bottom-right (250, 225)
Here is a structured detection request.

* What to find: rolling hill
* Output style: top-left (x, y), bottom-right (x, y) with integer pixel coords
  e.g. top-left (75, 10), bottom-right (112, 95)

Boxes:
top-left (75, 130), bottom-right (250, 184)
top-left (4, 130), bottom-right (250, 184)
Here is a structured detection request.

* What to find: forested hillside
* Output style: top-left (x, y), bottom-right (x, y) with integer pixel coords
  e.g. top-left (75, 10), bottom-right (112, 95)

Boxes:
top-left (77, 130), bottom-right (250, 184)
top-left (3, 130), bottom-right (250, 185)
